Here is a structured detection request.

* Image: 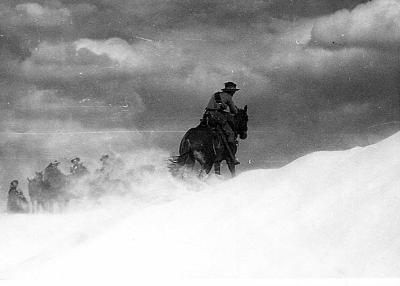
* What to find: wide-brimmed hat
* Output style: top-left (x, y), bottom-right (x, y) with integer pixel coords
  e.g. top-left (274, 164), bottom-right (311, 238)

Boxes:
top-left (11, 180), bottom-right (18, 185)
top-left (222, 81), bottom-right (240, 92)
top-left (71, 157), bottom-right (80, 163)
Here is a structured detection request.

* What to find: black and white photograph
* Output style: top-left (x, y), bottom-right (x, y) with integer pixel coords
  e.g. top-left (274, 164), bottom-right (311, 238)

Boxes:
top-left (0, 0), bottom-right (400, 284)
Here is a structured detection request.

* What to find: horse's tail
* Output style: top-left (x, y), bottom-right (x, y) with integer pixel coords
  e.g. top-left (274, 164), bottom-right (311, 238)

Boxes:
top-left (168, 136), bottom-right (193, 176)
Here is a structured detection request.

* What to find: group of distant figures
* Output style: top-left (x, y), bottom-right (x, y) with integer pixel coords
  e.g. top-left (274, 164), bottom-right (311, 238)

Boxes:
top-left (7, 154), bottom-right (118, 213)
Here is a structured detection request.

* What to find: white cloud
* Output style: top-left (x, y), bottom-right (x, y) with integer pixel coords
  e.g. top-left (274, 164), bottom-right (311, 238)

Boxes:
top-left (74, 38), bottom-right (144, 68)
top-left (21, 36), bottom-right (188, 81)
top-left (3, 2), bottom-right (72, 27)
top-left (21, 41), bottom-right (117, 80)
top-left (311, 0), bottom-right (400, 49)
top-left (69, 3), bottom-right (98, 16)
top-left (15, 89), bottom-right (73, 112)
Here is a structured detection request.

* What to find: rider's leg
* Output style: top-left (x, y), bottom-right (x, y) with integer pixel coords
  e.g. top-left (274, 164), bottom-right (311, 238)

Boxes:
top-left (224, 125), bottom-right (240, 165)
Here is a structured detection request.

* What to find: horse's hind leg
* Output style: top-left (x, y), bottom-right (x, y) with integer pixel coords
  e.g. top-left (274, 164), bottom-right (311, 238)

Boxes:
top-left (37, 201), bottom-right (44, 212)
top-left (42, 200), bottom-right (48, 212)
top-left (204, 163), bottom-right (213, 175)
top-left (185, 154), bottom-right (195, 170)
top-left (45, 200), bottom-right (54, 213)
top-left (33, 200), bottom-right (38, 213)
top-left (31, 199), bottom-right (41, 213)
top-left (193, 151), bottom-right (211, 178)
top-left (181, 154), bottom-right (195, 178)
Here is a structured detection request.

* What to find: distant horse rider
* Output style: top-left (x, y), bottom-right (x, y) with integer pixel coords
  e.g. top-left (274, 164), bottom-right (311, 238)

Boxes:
top-left (203, 81), bottom-right (240, 165)
top-left (47, 160), bottom-right (61, 170)
top-left (70, 157), bottom-right (89, 177)
top-left (7, 180), bottom-right (29, 213)
top-left (98, 154), bottom-right (110, 173)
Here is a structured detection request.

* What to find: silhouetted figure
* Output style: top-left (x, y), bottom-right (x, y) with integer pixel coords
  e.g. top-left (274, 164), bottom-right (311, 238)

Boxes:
top-left (70, 157), bottom-right (89, 178)
top-left (96, 153), bottom-right (123, 179)
top-left (98, 154), bottom-right (110, 173)
top-left (43, 160), bottom-right (70, 211)
top-left (7, 180), bottom-right (28, 213)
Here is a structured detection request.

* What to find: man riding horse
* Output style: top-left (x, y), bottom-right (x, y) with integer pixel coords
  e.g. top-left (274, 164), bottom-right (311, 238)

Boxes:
top-left (203, 81), bottom-right (241, 165)
top-left (169, 81), bottom-right (248, 177)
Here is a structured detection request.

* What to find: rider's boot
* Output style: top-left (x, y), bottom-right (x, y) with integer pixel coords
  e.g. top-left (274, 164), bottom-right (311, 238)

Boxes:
top-left (232, 157), bottom-right (240, 165)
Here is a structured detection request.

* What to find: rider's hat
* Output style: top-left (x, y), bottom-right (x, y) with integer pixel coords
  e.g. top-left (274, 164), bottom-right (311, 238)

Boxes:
top-left (53, 160), bottom-right (60, 165)
top-left (11, 179), bottom-right (18, 185)
top-left (222, 82), bottom-right (240, 92)
top-left (100, 154), bottom-right (109, 161)
top-left (71, 157), bottom-right (80, 163)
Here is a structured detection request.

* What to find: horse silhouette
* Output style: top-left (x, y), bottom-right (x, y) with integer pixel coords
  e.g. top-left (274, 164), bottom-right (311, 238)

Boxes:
top-left (27, 163), bottom-right (71, 212)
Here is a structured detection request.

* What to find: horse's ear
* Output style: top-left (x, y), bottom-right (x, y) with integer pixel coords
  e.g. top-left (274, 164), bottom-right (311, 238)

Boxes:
top-left (244, 105), bottom-right (247, 112)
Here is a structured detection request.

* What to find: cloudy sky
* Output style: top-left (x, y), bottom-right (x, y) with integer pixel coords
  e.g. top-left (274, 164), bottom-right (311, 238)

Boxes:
top-left (1, 0), bottom-right (400, 187)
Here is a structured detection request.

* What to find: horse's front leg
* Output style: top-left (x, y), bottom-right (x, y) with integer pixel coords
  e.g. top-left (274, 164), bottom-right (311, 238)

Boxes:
top-left (227, 162), bottom-right (236, 177)
top-left (214, 161), bottom-right (221, 175)
top-left (198, 160), bottom-right (214, 179)
top-left (32, 200), bottom-right (37, 213)
top-left (205, 162), bottom-right (213, 175)
top-left (48, 200), bottom-right (55, 213)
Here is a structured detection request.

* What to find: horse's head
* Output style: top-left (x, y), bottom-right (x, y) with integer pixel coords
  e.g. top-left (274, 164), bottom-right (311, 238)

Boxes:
top-left (235, 105), bottom-right (248, 140)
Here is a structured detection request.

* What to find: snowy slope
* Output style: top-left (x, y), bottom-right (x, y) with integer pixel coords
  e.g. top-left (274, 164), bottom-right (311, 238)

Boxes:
top-left (1, 132), bottom-right (400, 280)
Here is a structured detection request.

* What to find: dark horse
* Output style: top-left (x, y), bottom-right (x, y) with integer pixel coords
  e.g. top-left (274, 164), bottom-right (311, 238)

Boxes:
top-left (27, 164), bottom-right (67, 213)
top-left (169, 106), bottom-right (248, 177)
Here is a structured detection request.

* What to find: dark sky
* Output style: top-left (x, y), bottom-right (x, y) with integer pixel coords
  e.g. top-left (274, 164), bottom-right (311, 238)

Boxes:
top-left (1, 0), bottom-right (400, 188)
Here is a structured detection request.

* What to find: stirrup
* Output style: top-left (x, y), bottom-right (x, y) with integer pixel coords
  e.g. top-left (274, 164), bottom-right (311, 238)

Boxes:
top-left (228, 158), bottom-right (240, 165)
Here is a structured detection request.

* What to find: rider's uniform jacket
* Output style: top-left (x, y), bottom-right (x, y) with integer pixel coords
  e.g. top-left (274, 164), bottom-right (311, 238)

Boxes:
top-left (206, 91), bottom-right (238, 114)
top-left (70, 164), bottom-right (88, 176)
top-left (205, 91), bottom-right (237, 143)
top-left (7, 187), bottom-right (28, 213)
